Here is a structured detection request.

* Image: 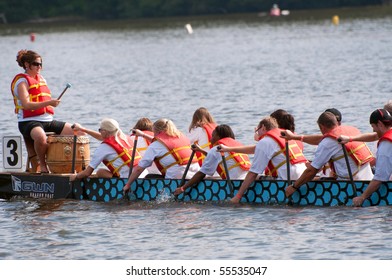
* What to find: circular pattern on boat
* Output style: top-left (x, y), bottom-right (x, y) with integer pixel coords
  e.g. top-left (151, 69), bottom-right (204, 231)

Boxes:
top-left (71, 178), bottom-right (392, 206)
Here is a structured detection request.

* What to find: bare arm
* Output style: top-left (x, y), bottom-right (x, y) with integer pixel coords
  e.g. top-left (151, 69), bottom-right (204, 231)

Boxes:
top-left (280, 129), bottom-right (322, 145)
top-left (338, 132), bottom-right (379, 144)
top-left (285, 165), bottom-right (319, 197)
top-left (17, 81), bottom-right (60, 110)
top-left (191, 143), bottom-right (207, 156)
top-left (174, 171), bottom-right (206, 195)
top-left (133, 129), bottom-right (154, 142)
top-left (72, 123), bottom-right (102, 140)
top-left (352, 179), bottom-right (382, 206)
top-left (230, 171), bottom-right (258, 203)
top-left (69, 166), bottom-right (94, 181)
top-left (218, 144), bottom-right (256, 154)
top-left (123, 165), bottom-right (146, 193)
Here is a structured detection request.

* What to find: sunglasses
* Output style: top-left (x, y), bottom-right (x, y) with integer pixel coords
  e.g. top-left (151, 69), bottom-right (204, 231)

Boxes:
top-left (31, 62), bottom-right (42, 67)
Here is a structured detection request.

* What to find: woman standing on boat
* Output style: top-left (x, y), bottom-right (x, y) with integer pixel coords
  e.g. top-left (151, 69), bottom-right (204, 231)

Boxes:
top-left (70, 118), bottom-right (143, 180)
top-left (11, 50), bottom-right (79, 173)
top-left (187, 107), bottom-right (217, 166)
top-left (123, 118), bottom-right (200, 194)
top-left (174, 124), bottom-right (250, 196)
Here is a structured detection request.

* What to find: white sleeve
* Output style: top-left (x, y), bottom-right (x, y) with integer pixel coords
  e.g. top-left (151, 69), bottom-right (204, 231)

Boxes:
top-left (187, 127), bottom-right (204, 144)
top-left (249, 139), bottom-right (277, 174)
top-left (138, 142), bottom-right (166, 169)
top-left (89, 144), bottom-right (112, 169)
top-left (200, 147), bottom-right (221, 176)
top-left (311, 138), bottom-right (339, 170)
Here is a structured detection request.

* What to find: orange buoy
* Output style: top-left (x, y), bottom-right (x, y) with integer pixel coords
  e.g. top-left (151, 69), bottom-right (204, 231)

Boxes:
top-left (30, 33), bottom-right (35, 42)
top-left (332, 15), bottom-right (339, 26)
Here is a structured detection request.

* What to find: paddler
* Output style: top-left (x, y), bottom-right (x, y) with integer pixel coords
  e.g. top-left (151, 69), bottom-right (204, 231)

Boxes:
top-left (123, 118), bottom-right (200, 194)
top-left (174, 124), bottom-right (251, 196)
top-left (70, 118), bottom-right (145, 180)
top-left (285, 111), bottom-right (375, 198)
top-left (346, 109), bottom-right (392, 206)
top-left (219, 116), bottom-right (308, 204)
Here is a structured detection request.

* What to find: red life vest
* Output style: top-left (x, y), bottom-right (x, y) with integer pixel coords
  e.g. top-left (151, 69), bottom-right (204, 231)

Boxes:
top-left (102, 135), bottom-right (141, 177)
top-left (11, 73), bottom-right (54, 118)
top-left (261, 128), bottom-right (307, 177)
top-left (194, 123), bottom-right (217, 166)
top-left (215, 137), bottom-right (251, 179)
top-left (153, 132), bottom-right (197, 176)
top-left (323, 125), bottom-right (374, 167)
top-left (378, 129), bottom-right (392, 146)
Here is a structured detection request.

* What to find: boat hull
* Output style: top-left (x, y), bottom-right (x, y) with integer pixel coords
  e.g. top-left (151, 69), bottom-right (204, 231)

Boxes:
top-left (1, 173), bottom-right (391, 206)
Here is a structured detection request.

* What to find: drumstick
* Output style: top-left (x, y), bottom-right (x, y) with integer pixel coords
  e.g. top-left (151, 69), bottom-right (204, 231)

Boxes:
top-left (57, 83), bottom-right (72, 100)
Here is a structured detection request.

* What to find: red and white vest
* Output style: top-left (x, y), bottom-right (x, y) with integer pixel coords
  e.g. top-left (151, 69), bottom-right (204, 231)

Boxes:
top-left (378, 129), bottom-right (392, 147)
top-left (194, 123), bottom-right (217, 166)
top-left (215, 137), bottom-right (251, 179)
top-left (323, 126), bottom-right (374, 169)
top-left (102, 135), bottom-right (141, 177)
top-left (11, 73), bottom-right (54, 118)
top-left (262, 128), bottom-right (307, 177)
top-left (153, 132), bottom-right (197, 176)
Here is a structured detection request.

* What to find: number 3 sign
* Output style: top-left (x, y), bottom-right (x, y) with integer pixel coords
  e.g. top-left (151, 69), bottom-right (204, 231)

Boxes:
top-left (2, 136), bottom-right (23, 170)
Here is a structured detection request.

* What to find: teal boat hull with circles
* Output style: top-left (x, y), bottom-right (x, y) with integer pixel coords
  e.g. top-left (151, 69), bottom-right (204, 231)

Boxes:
top-left (1, 173), bottom-right (391, 207)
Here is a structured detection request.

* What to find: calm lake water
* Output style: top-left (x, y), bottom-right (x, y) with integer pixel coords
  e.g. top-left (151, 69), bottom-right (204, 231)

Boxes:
top-left (1, 7), bottom-right (392, 260)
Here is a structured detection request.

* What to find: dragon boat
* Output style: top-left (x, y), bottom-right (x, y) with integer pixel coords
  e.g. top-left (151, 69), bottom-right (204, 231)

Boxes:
top-left (0, 172), bottom-right (391, 207)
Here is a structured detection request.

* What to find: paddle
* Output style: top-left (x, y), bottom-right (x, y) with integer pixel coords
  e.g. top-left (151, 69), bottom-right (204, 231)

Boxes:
top-left (217, 146), bottom-right (234, 197)
top-left (280, 132), bottom-right (292, 186)
top-left (70, 124), bottom-right (88, 199)
top-left (338, 139), bottom-right (357, 195)
top-left (180, 144), bottom-right (196, 187)
top-left (128, 132), bottom-right (139, 178)
top-left (124, 132), bottom-right (139, 200)
top-left (57, 83), bottom-right (72, 100)
top-left (285, 139), bottom-right (291, 186)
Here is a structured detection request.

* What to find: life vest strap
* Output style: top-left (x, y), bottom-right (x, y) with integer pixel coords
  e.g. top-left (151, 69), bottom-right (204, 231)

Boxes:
top-left (266, 160), bottom-right (286, 176)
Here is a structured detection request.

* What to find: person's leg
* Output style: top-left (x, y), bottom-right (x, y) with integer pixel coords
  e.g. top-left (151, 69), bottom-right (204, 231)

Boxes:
top-left (30, 126), bottom-right (49, 172)
top-left (95, 168), bottom-right (113, 178)
top-left (24, 136), bottom-right (39, 172)
top-left (52, 121), bottom-right (86, 136)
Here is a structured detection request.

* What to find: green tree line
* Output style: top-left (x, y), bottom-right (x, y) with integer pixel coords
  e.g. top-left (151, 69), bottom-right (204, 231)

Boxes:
top-left (0, 0), bottom-right (385, 23)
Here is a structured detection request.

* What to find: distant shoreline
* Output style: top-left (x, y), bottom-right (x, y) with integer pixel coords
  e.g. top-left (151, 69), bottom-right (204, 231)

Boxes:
top-left (1, 5), bottom-right (391, 36)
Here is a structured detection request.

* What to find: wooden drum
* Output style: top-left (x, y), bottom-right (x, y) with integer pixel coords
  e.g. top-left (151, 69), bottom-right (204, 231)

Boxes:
top-left (46, 135), bottom-right (90, 174)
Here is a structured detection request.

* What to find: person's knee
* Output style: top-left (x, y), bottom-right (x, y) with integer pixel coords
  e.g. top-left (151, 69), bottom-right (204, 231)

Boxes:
top-left (96, 168), bottom-right (113, 178)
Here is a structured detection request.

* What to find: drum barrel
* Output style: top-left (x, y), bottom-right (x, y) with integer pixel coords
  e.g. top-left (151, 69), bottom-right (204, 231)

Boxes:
top-left (46, 135), bottom-right (90, 174)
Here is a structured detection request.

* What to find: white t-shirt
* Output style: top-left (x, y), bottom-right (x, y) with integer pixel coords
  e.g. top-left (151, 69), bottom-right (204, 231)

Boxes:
top-left (138, 141), bottom-right (200, 179)
top-left (188, 127), bottom-right (210, 151)
top-left (13, 76), bottom-right (53, 122)
top-left (130, 135), bottom-right (161, 175)
top-left (311, 137), bottom-right (373, 180)
top-left (373, 140), bottom-right (392, 181)
top-left (188, 126), bottom-right (220, 177)
top-left (250, 136), bottom-right (306, 180)
top-left (200, 146), bottom-right (248, 179)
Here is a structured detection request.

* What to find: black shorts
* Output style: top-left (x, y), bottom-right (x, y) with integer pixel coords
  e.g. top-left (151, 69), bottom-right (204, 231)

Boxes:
top-left (18, 120), bottom-right (66, 140)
